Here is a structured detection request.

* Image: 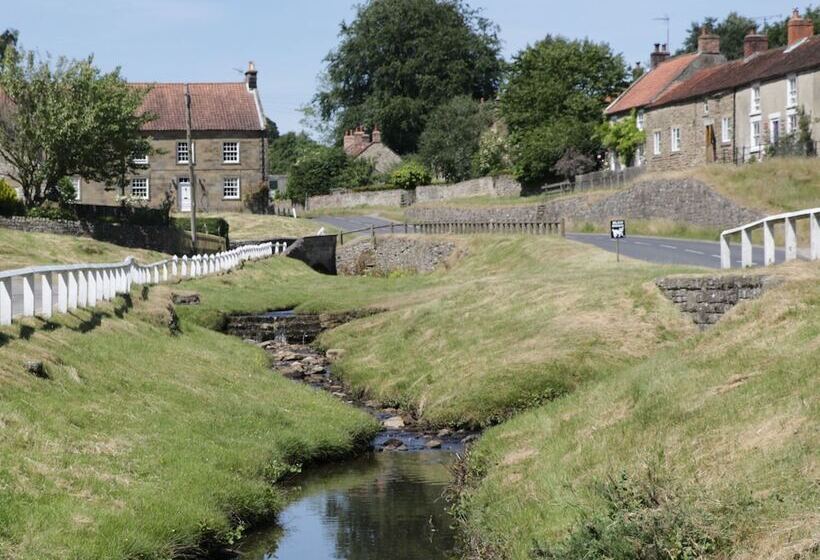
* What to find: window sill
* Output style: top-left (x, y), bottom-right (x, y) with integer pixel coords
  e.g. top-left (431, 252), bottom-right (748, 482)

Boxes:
top-left (177, 161), bottom-right (190, 165)
top-left (222, 161), bottom-right (241, 165)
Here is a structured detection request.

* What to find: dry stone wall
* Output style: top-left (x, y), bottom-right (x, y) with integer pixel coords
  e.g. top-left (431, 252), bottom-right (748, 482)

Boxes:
top-left (336, 236), bottom-right (457, 275)
top-left (415, 175), bottom-right (521, 203)
top-left (307, 189), bottom-right (412, 210)
top-left (656, 275), bottom-right (769, 328)
top-left (407, 179), bottom-right (761, 230)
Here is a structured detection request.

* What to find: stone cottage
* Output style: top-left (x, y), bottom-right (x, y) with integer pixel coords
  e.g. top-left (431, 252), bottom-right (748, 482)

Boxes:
top-left (78, 62), bottom-right (268, 212)
top-left (342, 125), bottom-right (402, 173)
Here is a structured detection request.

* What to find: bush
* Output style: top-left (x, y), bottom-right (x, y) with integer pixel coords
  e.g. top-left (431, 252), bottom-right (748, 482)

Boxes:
top-left (339, 157), bottom-right (376, 189)
top-left (387, 161), bottom-right (431, 190)
top-left (0, 179), bottom-right (24, 217)
top-left (244, 182), bottom-right (271, 214)
top-left (472, 128), bottom-right (511, 177)
top-left (286, 146), bottom-right (350, 201)
top-left (27, 204), bottom-right (76, 221)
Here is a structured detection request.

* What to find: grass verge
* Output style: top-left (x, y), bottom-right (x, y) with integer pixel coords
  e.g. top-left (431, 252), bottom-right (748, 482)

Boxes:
top-left (188, 212), bottom-right (331, 240)
top-left (0, 274), bottom-right (376, 559)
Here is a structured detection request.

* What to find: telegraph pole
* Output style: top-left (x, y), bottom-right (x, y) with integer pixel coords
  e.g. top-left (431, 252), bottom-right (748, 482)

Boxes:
top-left (185, 84), bottom-right (198, 247)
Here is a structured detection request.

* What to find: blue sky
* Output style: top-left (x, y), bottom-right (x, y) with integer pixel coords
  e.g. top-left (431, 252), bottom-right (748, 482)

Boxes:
top-left (6, 0), bottom-right (803, 134)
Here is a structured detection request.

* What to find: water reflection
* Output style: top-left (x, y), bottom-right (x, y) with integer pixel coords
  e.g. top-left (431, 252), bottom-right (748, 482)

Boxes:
top-left (238, 451), bottom-right (457, 559)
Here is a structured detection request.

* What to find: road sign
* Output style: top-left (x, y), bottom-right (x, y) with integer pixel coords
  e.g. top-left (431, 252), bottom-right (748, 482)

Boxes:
top-left (610, 220), bottom-right (626, 239)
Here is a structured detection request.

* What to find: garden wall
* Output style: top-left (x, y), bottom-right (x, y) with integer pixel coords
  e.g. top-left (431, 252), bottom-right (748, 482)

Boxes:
top-left (307, 189), bottom-right (413, 210)
top-left (415, 175), bottom-right (521, 203)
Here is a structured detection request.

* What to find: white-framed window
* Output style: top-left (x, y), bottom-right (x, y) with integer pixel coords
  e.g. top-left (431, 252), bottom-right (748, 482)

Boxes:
top-left (636, 111), bottom-right (644, 131)
top-left (636, 144), bottom-right (645, 166)
top-left (222, 141), bottom-right (240, 163)
top-left (770, 116), bottom-right (781, 144)
top-left (750, 116), bottom-right (762, 151)
top-left (787, 109), bottom-right (799, 134)
top-left (703, 100), bottom-right (709, 115)
top-left (787, 75), bottom-right (798, 108)
top-left (130, 177), bottom-right (149, 199)
top-left (671, 127), bottom-right (681, 152)
top-left (223, 177), bottom-right (240, 200)
top-left (653, 131), bottom-right (661, 155)
top-left (177, 141), bottom-right (190, 164)
top-left (72, 177), bottom-right (81, 201)
top-left (721, 117), bottom-right (732, 144)
top-left (751, 84), bottom-right (761, 115)
top-left (133, 153), bottom-right (149, 165)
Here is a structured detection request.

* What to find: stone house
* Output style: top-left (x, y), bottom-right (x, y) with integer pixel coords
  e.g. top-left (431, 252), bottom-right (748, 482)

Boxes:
top-left (342, 126), bottom-right (402, 174)
top-left (637, 10), bottom-right (820, 170)
top-left (603, 31), bottom-right (726, 169)
top-left (78, 62), bottom-right (268, 212)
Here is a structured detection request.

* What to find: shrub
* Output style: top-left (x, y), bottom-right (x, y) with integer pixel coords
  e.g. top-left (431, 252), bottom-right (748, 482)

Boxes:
top-left (472, 128), bottom-right (511, 177)
top-left (244, 182), bottom-right (271, 214)
top-left (339, 157), bottom-right (376, 189)
top-left (387, 161), bottom-right (431, 190)
top-left (171, 217), bottom-right (230, 240)
top-left (286, 146), bottom-right (350, 201)
top-left (0, 179), bottom-right (24, 217)
top-left (27, 204), bottom-right (76, 221)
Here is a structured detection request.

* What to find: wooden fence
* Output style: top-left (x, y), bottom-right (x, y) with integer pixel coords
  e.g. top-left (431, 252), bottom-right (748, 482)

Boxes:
top-left (0, 241), bottom-right (288, 326)
top-left (415, 219), bottom-right (565, 236)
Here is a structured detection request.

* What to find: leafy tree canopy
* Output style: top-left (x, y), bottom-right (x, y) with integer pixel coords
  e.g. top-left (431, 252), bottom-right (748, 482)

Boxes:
top-left (765, 7), bottom-right (820, 49)
top-left (0, 29), bottom-right (18, 60)
top-left (598, 110), bottom-right (646, 167)
top-left (265, 117), bottom-right (279, 142)
top-left (268, 132), bottom-right (320, 174)
top-left (0, 50), bottom-right (153, 207)
top-left (285, 146), bottom-right (353, 201)
top-left (501, 36), bottom-right (627, 184)
top-left (316, 0), bottom-right (504, 155)
top-left (419, 96), bottom-right (492, 182)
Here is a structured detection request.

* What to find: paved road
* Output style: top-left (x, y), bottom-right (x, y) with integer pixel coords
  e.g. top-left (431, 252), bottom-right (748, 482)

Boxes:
top-left (566, 233), bottom-right (786, 269)
top-left (313, 214), bottom-right (786, 269)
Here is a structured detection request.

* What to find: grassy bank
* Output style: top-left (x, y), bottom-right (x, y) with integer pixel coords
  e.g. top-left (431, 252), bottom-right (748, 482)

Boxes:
top-left (0, 238), bottom-right (377, 558)
top-left (0, 228), bottom-right (166, 269)
top-left (182, 235), bottom-right (698, 427)
top-left (455, 261), bottom-right (819, 559)
top-left (214, 212), bottom-right (333, 240)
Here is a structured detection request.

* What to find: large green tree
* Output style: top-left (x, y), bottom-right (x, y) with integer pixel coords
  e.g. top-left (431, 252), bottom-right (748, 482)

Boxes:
top-left (316, 0), bottom-right (503, 154)
top-left (0, 29), bottom-right (18, 59)
top-left (418, 96), bottom-right (492, 182)
top-left (765, 7), bottom-right (820, 49)
top-left (501, 36), bottom-right (627, 185)
top-left (0, 51), bottom-right (153, 206)
top-left (268, 132), bottom-right (320, 174)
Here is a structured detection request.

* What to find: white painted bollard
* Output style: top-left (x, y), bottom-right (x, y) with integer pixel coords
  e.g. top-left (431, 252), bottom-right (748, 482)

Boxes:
top-left (741, 229), bottom-right (753, 268)
top-left (763, 220), bottom-right (775, 266)
top-left (0, 277), bottom-right (11, 325)
top-left (811, 212), bottom-right (820, 260)
top-left (68, 271), bottom-right (78, 310)
top-left (784, 216), bottom-right (797, 262)
top-left (56, 272), bottom-right (68, 314)
top-left (22, 273), bottom-right (35, 317)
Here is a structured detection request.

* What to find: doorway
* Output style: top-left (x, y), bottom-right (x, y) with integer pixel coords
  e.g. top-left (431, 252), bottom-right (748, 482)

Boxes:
top-left (179, 178), bottom-right (191, 212)
top-left (705, 125), bottom-right (717, 163)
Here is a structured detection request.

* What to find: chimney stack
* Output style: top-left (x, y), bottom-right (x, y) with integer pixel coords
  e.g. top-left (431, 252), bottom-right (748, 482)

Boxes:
top-left (650, 43), bottom-right (670, 69)
top-left (245, 61), bottom-right (258, 90)
top-left (371, 125), bottom-right (382, 144)
top-left (788, 9), bottom-right (814, 46)
top-left (698, 28), bottom-right (721, 55)
top-left (744, 30), bottom-right (769, 57)
top-left (343, 129), bottom-right (356, 154)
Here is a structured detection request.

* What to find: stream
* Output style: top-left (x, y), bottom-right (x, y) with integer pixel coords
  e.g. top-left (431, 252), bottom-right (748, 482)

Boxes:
top-left (222, 310), bottom-right (465, 560)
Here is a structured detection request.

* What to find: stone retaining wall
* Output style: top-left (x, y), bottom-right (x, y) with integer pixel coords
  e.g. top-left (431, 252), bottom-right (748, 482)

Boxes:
top-left (307, 189), bottom-right (411, 210)
top-left (415, 175), bottom-right (521, 203)
top-left (336, 236), bottom-right (457, 275)
top-left (656, 275), bottom-right (769, 328)
top-left (406, 179), bottom-right (761, 230)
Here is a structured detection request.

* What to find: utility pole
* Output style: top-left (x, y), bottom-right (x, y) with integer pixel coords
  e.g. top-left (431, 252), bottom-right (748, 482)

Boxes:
top-left (185, 84), bottom-right (198, 247)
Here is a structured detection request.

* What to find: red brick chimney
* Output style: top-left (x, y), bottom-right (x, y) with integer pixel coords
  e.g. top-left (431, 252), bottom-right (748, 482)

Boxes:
top-left (244, 61), bottom-right (257, 90)
top-left (698, 28), bottom-right (721, 55)
top-left (343, 129), bottom-right (356, 154)
top-left (371, 125), bottom-right (382, 144)
top-left (788, 9), bottom-right (814, 46)
top-left (650, 43), bottom-right (670, 69)
top-left (744, 30), bottom-right (769, 57)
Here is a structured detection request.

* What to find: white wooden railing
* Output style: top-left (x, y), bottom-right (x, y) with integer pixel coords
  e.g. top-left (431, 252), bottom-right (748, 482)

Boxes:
top-left (0, 241), bottom-right (288, 326)
top-left (720, 208), bottom-right (820, 269)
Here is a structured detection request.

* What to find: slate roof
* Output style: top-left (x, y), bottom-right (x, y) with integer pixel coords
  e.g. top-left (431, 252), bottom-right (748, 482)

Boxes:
top-left (651, 36), bottom-right (820, 107)
top-left (134, 82), bottom-right (264, 132)
top-left (605, 53), bottom-right (699, 116)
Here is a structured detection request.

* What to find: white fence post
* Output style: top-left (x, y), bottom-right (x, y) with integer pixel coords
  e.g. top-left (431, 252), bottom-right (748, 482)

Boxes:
top-left (87, 269), bottom-right (97, 306)
top-left (78, 269), bottom-right (88, 307)
top-left (22, 273), bottom-right (35, 317)
top-left (784, 216), bottom-right (797, 262)
top-left (0, 277), bottom-right (11, 325)
top-left (763, 220), bottom-right (775, 266)
top-left (40, 272), bottom-right (54, 318)
top-left (741, 229), bottom-right (753, 268)
top-left (56, 271), bottom-right (68, 314)
top-left (811, 211), bottom-right (820, 260)
top-left (68, 270), bottom-right (78, 310)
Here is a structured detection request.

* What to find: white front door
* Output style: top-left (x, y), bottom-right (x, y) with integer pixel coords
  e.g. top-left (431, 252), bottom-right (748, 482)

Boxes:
top-left (179, 178), bottom-right (191, 212)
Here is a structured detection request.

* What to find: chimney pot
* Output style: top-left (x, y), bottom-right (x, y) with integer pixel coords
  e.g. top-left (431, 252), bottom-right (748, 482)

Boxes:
top-left (650, 43), bottom-right (670, 69)
top-left (244, 61), bottom-right (258, 90)
top-left (788, 9), bottom-right (814, 46)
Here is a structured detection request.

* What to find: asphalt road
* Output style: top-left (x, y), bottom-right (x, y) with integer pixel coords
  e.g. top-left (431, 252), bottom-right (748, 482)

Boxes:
top-left (313, 214), bottom-right (785, 269)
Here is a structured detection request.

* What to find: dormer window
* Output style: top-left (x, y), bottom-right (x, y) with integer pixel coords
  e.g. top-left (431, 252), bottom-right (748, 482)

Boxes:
top-left (787, 75), bottom-right (798, 108)
top-left (751, 85), bottom-right (761, 114)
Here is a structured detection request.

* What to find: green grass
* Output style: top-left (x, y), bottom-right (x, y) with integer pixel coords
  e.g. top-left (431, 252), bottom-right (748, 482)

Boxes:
top-left (186, 212), bottom-right (332, 240)
top-left (573, 218), bottom-right (723, 241)
top-left (306, 205), bottom-right (409, 223)
top-left (0, 229), bottom-right (167, 270)
top-left (455, 261), bottom-right (820, 559)
top-left (0, 278), bottom-right (376, 559)
top-left (182, 235), bottom-right (699, 427)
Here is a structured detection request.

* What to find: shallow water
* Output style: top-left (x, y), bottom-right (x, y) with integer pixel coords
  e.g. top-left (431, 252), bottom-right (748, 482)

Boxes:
top-left (237, 451), bottom-right (458, 559)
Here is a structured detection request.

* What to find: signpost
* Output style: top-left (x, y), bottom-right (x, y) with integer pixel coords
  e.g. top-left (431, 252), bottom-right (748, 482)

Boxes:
top-left (610, 219), bottom-right (626, 262)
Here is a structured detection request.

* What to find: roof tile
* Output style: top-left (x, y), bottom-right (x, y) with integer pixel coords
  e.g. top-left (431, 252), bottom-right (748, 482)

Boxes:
top-left (605, 53), bottom-right (699, 115)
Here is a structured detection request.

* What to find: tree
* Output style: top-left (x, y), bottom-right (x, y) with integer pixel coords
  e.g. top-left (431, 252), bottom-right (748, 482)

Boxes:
top-left (680, 12), bottom-right (761, 59)
top-left (387, 161), bottom-right (431, 190)
top-left (268, 132), bottom-right (320, 174)
top-left (598, 110), bottom-right (646, 167)
top-left (472, 128), bottom-right (510, 177)
top-left (0, 51), bottom-right (152, 207)
top-left (316, 0), bottom-right (503, 154)
top-left (285, 146), bottom-right (351, 201)
top-left (418, 96), bottom-right (491, 182)
top-left (0, 29), bottom-right (18, 60)
top-left (265, 117), bottom-right (279, 142)
top-left (766, 7), bottom-right (820, 49)
top-left (501, 36), bottom-right (627, 185)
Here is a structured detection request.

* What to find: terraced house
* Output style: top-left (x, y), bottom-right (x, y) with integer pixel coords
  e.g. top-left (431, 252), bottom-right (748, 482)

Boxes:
top-left (79, 62), bottom-right (268, 212)
top-left (607, 10), bottom-right (820, 171)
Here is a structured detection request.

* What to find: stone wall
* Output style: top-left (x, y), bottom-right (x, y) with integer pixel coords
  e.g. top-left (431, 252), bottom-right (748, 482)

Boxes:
top-left (307, 188), bottom-right (412, 210)
top-left (336, 235), bottom-right (457, 275)
top-left (0, 216), bottom-right (226, 255)
top-left (406, 178), bottom-right (761, 230)
top-left (415, 175), bottom-right (521, 203)
top-left (656, 275), bottom-right (769, 328)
